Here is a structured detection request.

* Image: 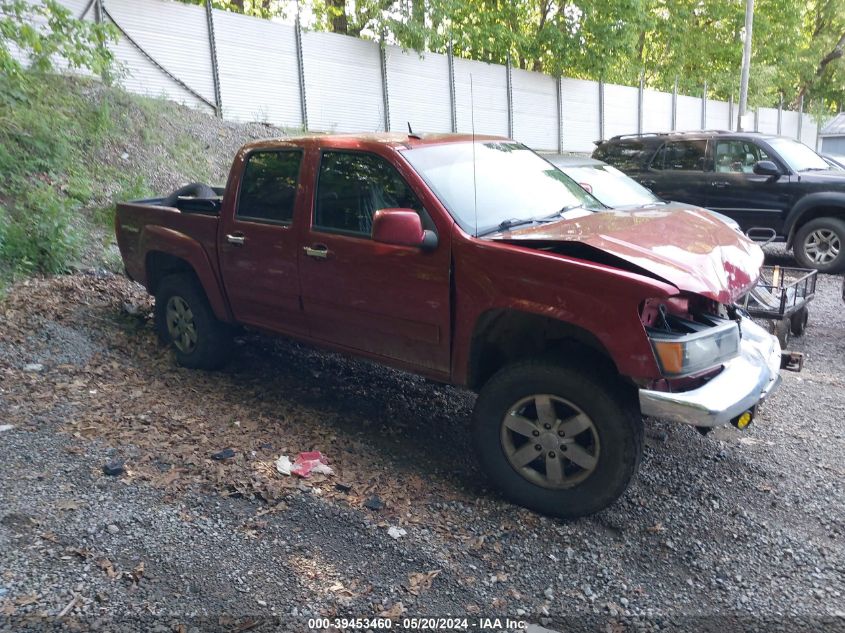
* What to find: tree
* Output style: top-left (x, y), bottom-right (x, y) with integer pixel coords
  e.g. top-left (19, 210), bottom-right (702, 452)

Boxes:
top-left (0, 0), bottom-right (115, 85)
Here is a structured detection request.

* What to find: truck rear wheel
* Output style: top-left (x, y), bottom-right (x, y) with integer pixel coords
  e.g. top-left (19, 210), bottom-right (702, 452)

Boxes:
top-left (154, 274), bottom-right (233, 369)
top-left (471, 359), bottom-right (643, 519)
top-left (793, 217), bottom-right (845, 274)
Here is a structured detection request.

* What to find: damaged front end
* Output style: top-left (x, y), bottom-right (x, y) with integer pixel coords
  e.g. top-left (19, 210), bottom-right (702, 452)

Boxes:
top-left (637, 295), bottom-right (786, 429)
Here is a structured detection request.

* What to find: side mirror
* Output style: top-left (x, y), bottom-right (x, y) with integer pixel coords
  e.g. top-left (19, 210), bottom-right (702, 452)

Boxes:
top-left (372, 208), bottom-right (438, 250)
top-left (753, 160), bottom-right (781, 177)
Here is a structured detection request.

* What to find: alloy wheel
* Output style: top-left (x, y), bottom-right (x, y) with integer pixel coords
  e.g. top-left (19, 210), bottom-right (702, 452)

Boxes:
top-left (500, 394), bottom-right (600, 489)
top-left (165, 296), bottom-right (198, 353)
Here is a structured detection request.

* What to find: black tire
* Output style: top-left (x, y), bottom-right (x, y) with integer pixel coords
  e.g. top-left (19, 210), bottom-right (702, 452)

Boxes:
top-left (154, 273), bottom-right (233, 369)
top-left (471, 358), bottom-right (643, 519)
top-left (161, 183), bottom-right (216, 208)
top-left (793, 217), bottom-right (845, 274)
top-left (772, 318), bottom-right (790, 349)
top-left (790, 306), bottom-right (809, 337)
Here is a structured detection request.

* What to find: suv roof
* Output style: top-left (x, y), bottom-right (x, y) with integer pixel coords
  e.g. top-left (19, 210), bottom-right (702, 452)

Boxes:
top-left (598, 130), bottom-right (781, 146)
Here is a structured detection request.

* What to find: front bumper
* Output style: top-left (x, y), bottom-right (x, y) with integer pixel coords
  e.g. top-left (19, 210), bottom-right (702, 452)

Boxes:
top-left (639, 318), bottom-right (782, 427)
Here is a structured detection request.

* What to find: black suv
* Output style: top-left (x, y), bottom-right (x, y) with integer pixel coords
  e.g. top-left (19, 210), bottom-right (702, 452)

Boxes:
top-left (593, 131), bottom-right (845, 273)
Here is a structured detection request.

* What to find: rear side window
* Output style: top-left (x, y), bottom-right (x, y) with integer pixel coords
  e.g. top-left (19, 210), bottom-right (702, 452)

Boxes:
top-left (237, 150), bottom-right (303, 223)
top-left (594, 142), bottom-right (648, 170)
top-left (315, 151), bottom-right (424, 236)
top-left (652, 140), bottom-right (707, 171)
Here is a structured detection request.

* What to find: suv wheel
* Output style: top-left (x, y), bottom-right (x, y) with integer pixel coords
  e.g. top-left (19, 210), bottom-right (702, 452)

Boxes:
top-left (794, 217), bottom-right (845, 274)
top-left (471, 359), bottom-right (643, 519)
top-left (154, 274), bottom-right (233, 369)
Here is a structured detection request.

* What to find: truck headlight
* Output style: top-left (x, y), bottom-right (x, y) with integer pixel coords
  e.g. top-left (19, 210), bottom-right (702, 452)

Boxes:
top-left (649, 321), bottom-right (740, 377)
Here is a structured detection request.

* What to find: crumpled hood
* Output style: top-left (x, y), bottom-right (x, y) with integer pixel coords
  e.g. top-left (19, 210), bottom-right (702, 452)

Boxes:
top-left (491, 206), bottom-right (764, 304)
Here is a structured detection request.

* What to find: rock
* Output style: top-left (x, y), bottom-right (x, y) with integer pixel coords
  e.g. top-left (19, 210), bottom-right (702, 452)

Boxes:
top-left (335, 482), bottom-right (353, 493)
top-left (211, 448), bottom-right (236, 461)
top-left (543, 587), bottom-right (554, 600)
top-left (620, 597), bottom-right (629, 607)
top-left (257, 599), bottom-right (267, 606)
top-left (102, 461), bottom-right (125, 477)
top-left (582, 584), bottom-right (593, 597)
top-left (23, 363), bottom-right (44, 372)
top-left (121, 152), bottom-right (129, 160)
top-left (516, 608), bottom-right (526, 616)
top-left (0, 425), bottom-right (14, 433)
top-left (364, 495), bottom-right (384, 511)
top-left (106, 524), bottom-right (119, 534)
top-left (387, 526), bottom-right (406, 540)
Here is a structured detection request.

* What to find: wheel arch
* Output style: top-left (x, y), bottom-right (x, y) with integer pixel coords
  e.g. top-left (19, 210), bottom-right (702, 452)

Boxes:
top-left (141, 227), bottom-right (231, 322)
top-left (784, 193), bottom-right (845, 247)
top-left (466, 308), bottom-right (621, 393)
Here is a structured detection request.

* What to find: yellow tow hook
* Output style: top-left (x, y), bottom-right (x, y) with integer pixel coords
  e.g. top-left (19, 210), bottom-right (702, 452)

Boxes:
top-left (732, 410), bottom-right (754, 430)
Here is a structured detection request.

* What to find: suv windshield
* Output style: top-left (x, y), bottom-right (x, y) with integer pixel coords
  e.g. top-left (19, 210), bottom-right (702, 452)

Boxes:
top-left (767, 138), bottom-right (829, 172)
top-left (402, 141), bottom-right (603, 236)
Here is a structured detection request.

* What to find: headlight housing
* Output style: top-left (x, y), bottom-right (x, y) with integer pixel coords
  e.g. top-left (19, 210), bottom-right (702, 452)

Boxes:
top-left (649, 320), bottom-right (740, 377)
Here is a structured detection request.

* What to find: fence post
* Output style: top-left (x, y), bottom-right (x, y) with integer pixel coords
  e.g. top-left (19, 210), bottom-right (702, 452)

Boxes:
top-left (728, 95), bottom-right (734, 131)
top-left (448, 40), bottom-right (457, 133)
top-left (94, 0), bottom-right (102, 23)
top-left (701, 81), bottom-right (707, 129)
top-left (816, 119), bottom-right (821, 151)
top-left (754, 108), bottom-right (759, 132)
top-left (777, 94), bottom-right (783, 135)
top-left (294, 14), bottom-right (308, 131)
top-left (379, 32), bottom-right (390, 132)
top-left (204, 0), bottom-right (222, 118)
top-left (797, 94), bottom-right (804, 141)
top-left (598, 79), bottom-right (605, 141)
top-left (671, 77), bottom-right (678, 131)
top-left (506, 53), bottom-right (513, 138)
top-left (556, 76), bottom-right (563, 153)
top-left (637, 71), bottom-right (644, 135)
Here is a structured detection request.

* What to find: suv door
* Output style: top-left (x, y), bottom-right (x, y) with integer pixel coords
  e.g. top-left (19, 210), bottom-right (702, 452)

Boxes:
top-left (639, 139), bottom-right (711, 206)
top-left (218, 148), bottom-right (308, 335)
top-left (703, 139), bottom-right (792, 234)
top-left (298, 149), bottom-right (451, 376)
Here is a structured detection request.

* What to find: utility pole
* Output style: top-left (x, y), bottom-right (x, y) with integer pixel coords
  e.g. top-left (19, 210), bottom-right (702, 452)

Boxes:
top-left (737, 0), bottom-right (754, 131)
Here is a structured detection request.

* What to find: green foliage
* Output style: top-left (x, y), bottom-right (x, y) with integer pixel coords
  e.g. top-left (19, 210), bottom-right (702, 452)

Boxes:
top-left (0, 73), bottom-right (133, 281)
top-left (0, 0), bottom-right (116, 84)
top-left (0, 183), bottom-right (82, 275)
top-left (237, 0), bottom-right (845, 112)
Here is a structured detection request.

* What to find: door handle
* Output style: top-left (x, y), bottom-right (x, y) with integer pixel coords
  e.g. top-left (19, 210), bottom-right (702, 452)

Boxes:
top-left (303, 244), bottom-right (330, 259)
top-left (711, 181), bottom-right (730, 188)
top-left (640, 179), bottom-right (657, 188)
top-left (226, 233), bottom-right (246, 246)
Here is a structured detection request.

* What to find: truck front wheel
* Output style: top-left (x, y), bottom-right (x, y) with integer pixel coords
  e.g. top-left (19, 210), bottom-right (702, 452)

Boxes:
top-left (793, 217), bottom-right (845, 274)
top-left (154, 274), bottom-right (233, 369)
top-left (472, 359), bottom-right (643, 519)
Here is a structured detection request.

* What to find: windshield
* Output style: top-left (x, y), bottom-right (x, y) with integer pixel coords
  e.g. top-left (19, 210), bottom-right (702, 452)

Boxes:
top-left (401, 141), bottom-right (603, 236)
top-left (558, 164), bottom-right (659, 207)
top-left (767, 138), bottom-right (830, 172)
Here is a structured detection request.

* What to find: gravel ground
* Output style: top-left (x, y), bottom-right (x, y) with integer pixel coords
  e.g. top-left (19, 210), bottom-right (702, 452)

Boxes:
top-left (1, 249), bottom-right (844, 632)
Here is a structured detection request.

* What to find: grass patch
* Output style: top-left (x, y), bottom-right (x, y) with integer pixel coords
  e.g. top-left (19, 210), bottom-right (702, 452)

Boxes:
top-left (0, 71), bottom-right (215, 289)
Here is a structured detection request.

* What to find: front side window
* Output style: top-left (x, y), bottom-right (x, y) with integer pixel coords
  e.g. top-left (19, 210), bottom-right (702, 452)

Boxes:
top-left (652, 140), bottom-right (707, 171)
top-left (237, 150), bottom-right (302, 223)
top-left (714, 140), bottom-right (770, 173)
top-left (315, 151), bottom-right (424, 236)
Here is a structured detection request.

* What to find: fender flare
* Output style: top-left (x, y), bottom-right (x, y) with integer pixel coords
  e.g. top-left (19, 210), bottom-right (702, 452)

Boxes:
top-left (140, 226), bottom-right (232, 321)
top-left (784, 192), bottom-right (845, 246)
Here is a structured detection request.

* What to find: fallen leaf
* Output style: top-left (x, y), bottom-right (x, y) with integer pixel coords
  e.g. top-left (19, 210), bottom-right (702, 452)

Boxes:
top-left (407, 570), bottom-right (441, 596)
top-left (378, 602), bottom-right (405, 618)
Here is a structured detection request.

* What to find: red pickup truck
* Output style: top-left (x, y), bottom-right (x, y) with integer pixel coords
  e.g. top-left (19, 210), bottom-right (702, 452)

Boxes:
top-left (116, 133), bottom-right (788, 518)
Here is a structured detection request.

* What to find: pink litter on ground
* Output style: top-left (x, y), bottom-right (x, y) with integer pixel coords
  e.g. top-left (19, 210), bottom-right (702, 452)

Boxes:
top-left (291, 451), bottom-right (334, 477)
